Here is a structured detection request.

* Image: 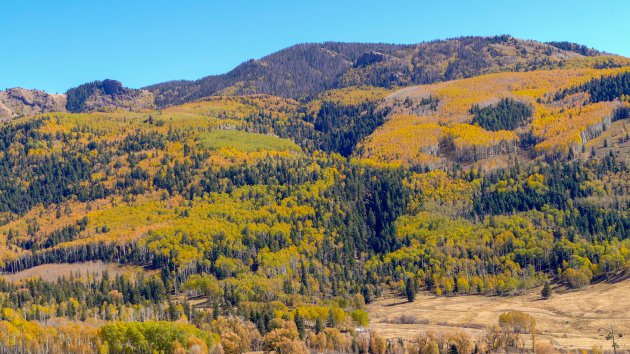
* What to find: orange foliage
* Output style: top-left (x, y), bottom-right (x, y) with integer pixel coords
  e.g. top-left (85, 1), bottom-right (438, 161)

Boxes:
top-left (357, 67), bottom-right (630, 166)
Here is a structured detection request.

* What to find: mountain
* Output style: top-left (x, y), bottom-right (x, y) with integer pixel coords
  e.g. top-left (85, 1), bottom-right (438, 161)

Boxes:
top-left (0, 36), bottom-right (629, 353)
top-left (145, 35), bottom-right (626, 107)
top-left (146, 42), bottom-right (406, 106)
top-left (2, 36), bottom-right (625, 116)
top-left (0, 88), bottom-right (66, 120)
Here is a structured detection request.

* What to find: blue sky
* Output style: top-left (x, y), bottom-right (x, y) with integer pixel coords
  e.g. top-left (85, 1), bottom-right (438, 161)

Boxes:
top-left (1, 0), bottom-right (628, 93)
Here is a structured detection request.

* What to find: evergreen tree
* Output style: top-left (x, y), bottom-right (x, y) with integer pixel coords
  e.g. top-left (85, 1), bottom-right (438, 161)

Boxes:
top-left (406, 277), bottom-right (417, 302)
top-left (294, 309), bottom-right (305, 340)
top-left (470, 98), bottom-right (532, 131)
top-left (212, 302), bottom-right (220, 320)
top-left (541, 282), bottom-right (552, 299)
top-left (315, 317), bottom-right (325, 334)
top-left (326, 309), bottom-right (336, 328)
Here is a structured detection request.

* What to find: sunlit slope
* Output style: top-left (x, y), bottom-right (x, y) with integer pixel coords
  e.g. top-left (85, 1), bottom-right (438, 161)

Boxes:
top-left (357, 67), bottom-right (630, 168)
top-left (147, 35), bottom-right (630, 106)
top-left (0, 87), bottom-right (406, 265)
top-left (0, 95), bottom-right (306, 264)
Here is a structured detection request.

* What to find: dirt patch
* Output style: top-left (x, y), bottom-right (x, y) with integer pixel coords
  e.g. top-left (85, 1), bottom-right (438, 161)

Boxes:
top-left (368, 281), bottom-right (630, 350)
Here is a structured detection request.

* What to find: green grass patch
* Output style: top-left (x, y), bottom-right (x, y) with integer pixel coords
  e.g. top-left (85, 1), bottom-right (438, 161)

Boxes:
top-left (199, 129), bottom-right (301, 152)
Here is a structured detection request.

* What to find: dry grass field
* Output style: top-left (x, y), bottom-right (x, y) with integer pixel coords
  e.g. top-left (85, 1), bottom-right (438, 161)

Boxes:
top-left (583, 119), bottom-right (630, 164)
top-left (368, 280), bottom-right (630, 351)
top-left (0, 261), bottom-right (143, 282)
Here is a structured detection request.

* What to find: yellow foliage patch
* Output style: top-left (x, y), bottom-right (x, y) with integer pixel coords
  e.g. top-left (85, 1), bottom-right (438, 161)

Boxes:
top-left (357, 67), bottom-right (630, 166)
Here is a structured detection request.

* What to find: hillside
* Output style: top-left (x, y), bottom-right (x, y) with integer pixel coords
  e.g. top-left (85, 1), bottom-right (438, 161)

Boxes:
top-left (146, 35), bottom-right (628, 107)
top-left (3, 36), bottom-right (626, 117)
top-left (0, 88), bottom-right (66, 120)
top-left (358, 67), bottom-right (630, 169)
top-left (65, 79), bottom-right (155, 112)
top-left (0, 37), bottom-right (627, 353)
top-left (0, 80), bottom-right (155, 120)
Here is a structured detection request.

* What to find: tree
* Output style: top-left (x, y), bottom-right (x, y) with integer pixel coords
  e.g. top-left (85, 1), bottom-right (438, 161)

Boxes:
top-left (406, 277), bottom-right (417, 302)
top-left (325, 309), bottom-right (336, 328)
top-left (470, 98), bottom-right (532, 131)
top-left (541, 282), bottom-right (552, 299)
top-left (262, 328), bottom-right (308, 354)
top-left (606, 326), bottom-right (619, 354)
top-left (499, 311), bottom-right (537, 349)
top-left (369, 331), bottom-right (386, 354)
top-left (563, 268), bottom-right (591, 289)
top-left (315, 317), bottom-right (324, 334)
top-left (212, 302), bottom-right (220, 320)
top-left (294, 310), bottom-right (305, 340)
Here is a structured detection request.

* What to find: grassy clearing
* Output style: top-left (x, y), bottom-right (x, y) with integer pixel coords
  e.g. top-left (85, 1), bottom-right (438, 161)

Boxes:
top-left (199, 129), bottom-right (301, 152)
top-left (0, 261), bottom-right (144, 283)
top-left (367, 280), bottom-right (630, 350)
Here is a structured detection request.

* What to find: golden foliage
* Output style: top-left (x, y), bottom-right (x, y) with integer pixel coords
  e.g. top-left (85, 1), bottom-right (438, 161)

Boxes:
top-left (306, 86), bottom-right (393, 114)
top-left (357, 67), bottom-right (630, 166)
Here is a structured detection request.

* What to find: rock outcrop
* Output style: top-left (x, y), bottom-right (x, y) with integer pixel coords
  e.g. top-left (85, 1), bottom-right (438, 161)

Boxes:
top-left (0, 88), bottom-right (66, 120)
top-left (354, 51), bottom-right (387, 67)
top-left (65, 79), bottom-right (155, 113)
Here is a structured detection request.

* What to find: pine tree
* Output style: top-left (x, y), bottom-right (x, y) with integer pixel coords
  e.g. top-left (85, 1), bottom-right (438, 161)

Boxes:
top-left (326, 309), bottom-right (336, 328)
top-left (294, 309), bottom-right (305, 340)
top-left (541, 282), bottom-right (552, 299)
top-left (406, 277), bottom-right (417, 302)
top-left (212, 302), bottom-right (220, 320)
top-left (315, 317), bottom-right (324, 334)
top-left (362, 286), bottom-right (372, 304)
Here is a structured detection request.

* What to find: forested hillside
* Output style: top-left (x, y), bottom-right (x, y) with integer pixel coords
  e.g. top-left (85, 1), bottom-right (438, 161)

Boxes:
top-left (359, 66), bottom-right (630, 169)
top-left (65, 79), bottom-right (155, 113)
top-left (146, 35), bottom-right (629, 107)
top-left (0, 37), bottom-right (628, 353)
top-left (3, 36), bottom-right (627, 117)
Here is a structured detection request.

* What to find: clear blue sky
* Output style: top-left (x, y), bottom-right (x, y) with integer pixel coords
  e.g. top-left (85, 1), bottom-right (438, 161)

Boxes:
top-left (2, 0), bottom-right (629, 93)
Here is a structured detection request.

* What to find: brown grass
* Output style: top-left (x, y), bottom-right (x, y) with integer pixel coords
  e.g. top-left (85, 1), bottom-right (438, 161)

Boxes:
top-left (583, 119), bottom-right (630, 164)
top-left (367, 280), bottom-right (630, 351)
top-left (0, 261), bottom-right (144, 283)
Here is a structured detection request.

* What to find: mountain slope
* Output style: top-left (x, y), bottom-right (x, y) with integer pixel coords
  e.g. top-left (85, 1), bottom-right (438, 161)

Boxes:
top-left (0, 87), bottom-right (626, 349)
top-left (0, 36), bottom-right (628, 353)
top-left (0, 88), bottom-right (66, 120)
top-left (357, 67), bottom-right (630, 169)
top-left (146, 42), bottom-right (407, 106)
top-left (65, 79), bottom-right (155, 112)
top-left (2, 36), bottom-right (626, 115)
top-left (146, 35), bottom-right (628, 107)
top-left (0, 80), bottom-right (155, 119)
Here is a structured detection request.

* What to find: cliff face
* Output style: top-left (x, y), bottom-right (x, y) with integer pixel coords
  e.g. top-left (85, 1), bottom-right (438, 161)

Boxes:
top-left (80, 88), bottom-right (155, 113)
top-left (0, 88), bottom-right (66, 120)
top-left (354, 51), bottom-right (388, 67)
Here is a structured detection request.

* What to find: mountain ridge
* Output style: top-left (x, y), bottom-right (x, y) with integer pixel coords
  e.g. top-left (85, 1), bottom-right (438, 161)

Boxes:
top-left (1, 35), bottom-right (626, 119)
top-left (145, 35), bottom-right (626, 107)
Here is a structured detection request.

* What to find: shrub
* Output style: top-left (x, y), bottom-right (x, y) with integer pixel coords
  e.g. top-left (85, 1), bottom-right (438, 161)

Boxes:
top-left (350, 309), bottom-right (369, 327)
top-left (562, 268), bottom-right (591, 289)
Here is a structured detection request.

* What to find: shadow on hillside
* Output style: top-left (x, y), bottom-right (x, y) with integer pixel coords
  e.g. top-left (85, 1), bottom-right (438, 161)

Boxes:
top-left (384, 300), bottom-right (411, 307)
top-left (592, 270), bottom-right (630, 284)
